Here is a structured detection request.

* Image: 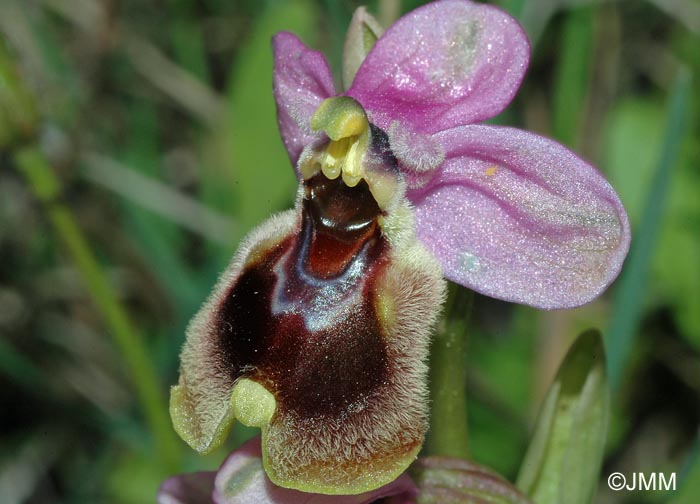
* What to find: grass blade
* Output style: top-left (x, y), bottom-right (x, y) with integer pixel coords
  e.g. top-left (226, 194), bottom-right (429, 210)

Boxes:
top-left (605, 70), bottom-right (692, 392)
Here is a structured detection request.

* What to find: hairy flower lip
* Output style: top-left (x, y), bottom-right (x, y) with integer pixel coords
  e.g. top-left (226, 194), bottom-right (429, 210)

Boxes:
top-left (172, 150), bottom-right (446, 492)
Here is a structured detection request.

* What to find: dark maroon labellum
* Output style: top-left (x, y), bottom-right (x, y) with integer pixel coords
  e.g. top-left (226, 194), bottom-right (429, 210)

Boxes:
top-left (215, 174), bottom-right (389, 421)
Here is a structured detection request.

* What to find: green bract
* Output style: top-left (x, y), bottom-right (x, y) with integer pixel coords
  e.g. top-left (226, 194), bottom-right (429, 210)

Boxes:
top-left (516, 330), bottom-right (610, 504)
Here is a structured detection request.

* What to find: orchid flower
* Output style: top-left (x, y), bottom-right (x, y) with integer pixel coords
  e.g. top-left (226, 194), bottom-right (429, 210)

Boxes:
top-left (169, 0), bottom-right (629, 496)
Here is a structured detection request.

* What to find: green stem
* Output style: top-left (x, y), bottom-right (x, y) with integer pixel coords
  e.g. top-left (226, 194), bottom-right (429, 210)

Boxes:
top-left (427, 284), bottom-right (472, 459)
top-left (13, 146), bottom-right (180, 470)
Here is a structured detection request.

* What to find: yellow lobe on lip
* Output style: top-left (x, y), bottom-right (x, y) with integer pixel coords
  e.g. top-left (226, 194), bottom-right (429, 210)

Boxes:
top-left (231, 378), bottom-right (276, 428)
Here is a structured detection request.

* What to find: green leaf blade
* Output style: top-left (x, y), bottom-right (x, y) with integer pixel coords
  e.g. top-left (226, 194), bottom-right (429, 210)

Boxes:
top-left (516, 330), bottom-right (610, 504)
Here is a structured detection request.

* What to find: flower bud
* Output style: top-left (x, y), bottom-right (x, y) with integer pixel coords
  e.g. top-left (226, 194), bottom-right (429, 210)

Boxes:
top-left (412, 457), bottom-right (532, 504)
top-left (342, 7), bottom-right (383, 91)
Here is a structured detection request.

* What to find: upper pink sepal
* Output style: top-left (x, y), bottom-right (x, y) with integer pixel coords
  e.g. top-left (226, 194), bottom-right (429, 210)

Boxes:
top-left (411, 125), bottom-right (631, 309)
top-left (347, 0), bottom-right (529, 133)
top-left (273, 32), bottom-right (336, 169)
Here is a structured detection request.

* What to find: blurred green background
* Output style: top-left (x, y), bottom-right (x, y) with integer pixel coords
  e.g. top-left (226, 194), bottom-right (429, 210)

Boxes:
top-left (0, 0), bottom-right (698, 502)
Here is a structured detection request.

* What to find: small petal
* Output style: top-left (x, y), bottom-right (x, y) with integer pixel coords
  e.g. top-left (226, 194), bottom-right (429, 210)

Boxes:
top-left (273, 32), bottom-right (336, 169)
top-left (158, 472), bottom-right (216, 504)
top-left (410, 125), bottom-right (630, 309)
top-left (347, 0), bottom-right (529, 133)
top-left (387, 121), bottom-right (445, 190)
top-left (214, 436), bottom-right (418, 504)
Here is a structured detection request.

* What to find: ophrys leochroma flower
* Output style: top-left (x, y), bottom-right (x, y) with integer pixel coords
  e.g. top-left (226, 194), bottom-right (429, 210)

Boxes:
top-left (170, 0), bottom-right (629, 495)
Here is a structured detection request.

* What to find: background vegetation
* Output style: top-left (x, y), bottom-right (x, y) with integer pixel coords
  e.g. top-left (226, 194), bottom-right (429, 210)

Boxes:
top-left (1, 0), bottom-right (698, 502)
